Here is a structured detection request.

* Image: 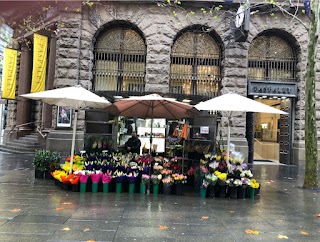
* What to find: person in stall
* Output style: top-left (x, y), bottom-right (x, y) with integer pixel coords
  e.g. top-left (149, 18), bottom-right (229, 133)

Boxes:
top-left (124, 131), bottom-right (141, 154)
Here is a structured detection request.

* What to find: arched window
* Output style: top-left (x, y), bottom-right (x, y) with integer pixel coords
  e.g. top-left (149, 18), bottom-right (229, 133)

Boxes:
top-left (170, 29), bottom-right (221, 97)
top-left (94, 26), bottom-right (146, 92)
top-left (248, 35), bottom-right (297, 82)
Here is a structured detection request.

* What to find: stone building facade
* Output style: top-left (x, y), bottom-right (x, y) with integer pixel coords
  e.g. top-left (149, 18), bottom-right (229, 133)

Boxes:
top-left (2, 1), bottom-right (315, 165)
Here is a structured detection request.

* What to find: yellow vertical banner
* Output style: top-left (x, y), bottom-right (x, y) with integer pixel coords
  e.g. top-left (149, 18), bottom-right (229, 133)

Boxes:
top-left (31, 33), bottom-right (48, 93)
top-left (1, 48), bottom-right (18, 99)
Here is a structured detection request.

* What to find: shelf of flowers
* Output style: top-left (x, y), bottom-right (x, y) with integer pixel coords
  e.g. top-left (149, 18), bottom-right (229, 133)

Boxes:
top-left (51, 153), bottom-right (188, 195)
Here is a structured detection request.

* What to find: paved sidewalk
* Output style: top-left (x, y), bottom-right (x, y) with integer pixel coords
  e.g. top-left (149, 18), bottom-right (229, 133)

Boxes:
top-left (0, 153), bottom-right (319, 242)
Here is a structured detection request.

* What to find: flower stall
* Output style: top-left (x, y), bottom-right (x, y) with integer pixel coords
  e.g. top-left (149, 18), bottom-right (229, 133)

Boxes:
top-left (50, 145), bottom-right (260, 199)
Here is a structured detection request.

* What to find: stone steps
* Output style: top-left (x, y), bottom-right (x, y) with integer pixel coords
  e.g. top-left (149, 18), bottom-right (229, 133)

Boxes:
top-left (0, 133), bottom-right (40, 154)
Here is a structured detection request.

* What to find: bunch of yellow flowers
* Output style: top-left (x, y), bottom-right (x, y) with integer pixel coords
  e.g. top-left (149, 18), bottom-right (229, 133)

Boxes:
top-left (214, 171), bottom-right (227, 181)
top-left (250, 179), bottom-right (260, 189)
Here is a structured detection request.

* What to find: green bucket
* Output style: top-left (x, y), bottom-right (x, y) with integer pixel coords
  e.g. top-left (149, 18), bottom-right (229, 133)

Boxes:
top-left (116, 183), bottom-right (122, 193)
top-left (128, 183), bottom-right (135, 194)
top-left (140, 183), bottom-right (146, 194)
top-left (200, 188), bottom-right (207, 198)
top-left (92, 183), bottom-right (98, 193)
top-left (80, 182), bottom-right (87, 193)
top-left (153, 184), bottom-right (159, 195)
top-left (249, 187), bottom-right (255, 199)
top-left (103, 183), bottom-right (109, 193)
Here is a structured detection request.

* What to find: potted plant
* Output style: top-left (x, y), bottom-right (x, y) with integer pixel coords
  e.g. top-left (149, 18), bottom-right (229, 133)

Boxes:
top-left (33, 149), bottom-right (61, 179)
top-left (33, 149), bottom-right (52, 179)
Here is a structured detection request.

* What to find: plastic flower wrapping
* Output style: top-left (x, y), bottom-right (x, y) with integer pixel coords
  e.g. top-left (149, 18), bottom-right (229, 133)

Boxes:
top-left (52, 170), bottom-right (67, 182)
top-left (202, 180), bottom-right (209, 189)
top-left (90, 171), bottom-right (103, 183)
top-left (126, 171), bottom-right (139, 184)
top-left (153, 164), bottom-right (163, 174)
top-left (151, 174), bottom-right (162, 184)
top-left (171, 156), bottom-right (182, 162)
top-left (233, 179), bottom-right (242, 186)
top-left (113, 170), bottom-right (126, 183)
top-left (76, 170), bottom-right (91, 183)
top-left (172, 173), bottom-right (187, 184)
top-left (140, 155), bottom-right (154, 164)
top-left (162, 176), bottom-right (174, 185)
top-left (230, 151), bottom-right (245, 165)
top-left (68, 174), bottom-right (80, 185)
top-left (225, 178), bottom-right (234, 186)
top-left (141, 174), bottom-right (150, 184)
top-left (214, 171), bottom-right (227, 181)
top-left (241, 177), bottom-right (250, 186)
top-left (161, 169), bottom-right (173, 175)
top-left (199, 165), bottom-right (208, 174)
top-left (102, 170), bottom-right (112, 184)
top-left (240, 170), bottom-right (253, 178)
top-left (187, 166), bottom-right (196, 176)
top-left (205, 173), bottom-right (218, 185)
top-left (60, 162), bottom-right (84, 173)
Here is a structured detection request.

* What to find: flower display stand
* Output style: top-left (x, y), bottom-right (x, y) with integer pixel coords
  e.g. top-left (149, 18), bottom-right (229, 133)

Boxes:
top-left (103, 183), bottom-right (109, 193)
top-left (128, 183), bottom-right (135, 194)
top-left (140, 184), bottom-right (146, 194)
top-left (92, 183), bottom-right (99, 193)
top-left (116, 183), bottom-right (122, 193)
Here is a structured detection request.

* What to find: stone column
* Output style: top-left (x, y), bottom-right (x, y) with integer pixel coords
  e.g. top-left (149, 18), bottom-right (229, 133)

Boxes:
top-left (16, 44), bottom-right (32, 133)
top-left (43, 34), bottom-right (57, 129)
top-left (221, 42), bottom-right (249, 160)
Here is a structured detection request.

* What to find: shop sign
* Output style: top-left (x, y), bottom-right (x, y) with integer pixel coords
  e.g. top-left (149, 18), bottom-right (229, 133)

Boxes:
top-left (200, 126), bottom-right (209, 134)
top-left (248, 81), bottom-right (297, 98)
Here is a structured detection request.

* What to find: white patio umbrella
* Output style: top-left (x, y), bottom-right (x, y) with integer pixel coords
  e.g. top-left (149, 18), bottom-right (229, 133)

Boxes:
top-left (20, 85), bottom-right (111, 174)
top-left (195, 93), bottom-right (288, 164)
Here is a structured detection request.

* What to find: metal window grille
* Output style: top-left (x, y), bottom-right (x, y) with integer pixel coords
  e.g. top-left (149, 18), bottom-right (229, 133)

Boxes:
top-left (170, 31), bottom-right (221, 97)
top-left (93, 28), bottom-right (146, 92)
top-left (248, 35), bottom-right (297, 82)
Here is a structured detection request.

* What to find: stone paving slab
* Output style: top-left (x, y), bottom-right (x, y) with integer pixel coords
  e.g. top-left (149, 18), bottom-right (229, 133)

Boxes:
top-left (64, 219), bottom-right (120, 231)
top-left (114, 237), bottom-right (176, 242)
top-left (50, 230), bottom-right (116, 241)
top-left (10, 214), bottom-right (69, 224)
top-left (0, 233), bottom-right (50, 242)
top-left (0, 222), bottom-right (61, 235)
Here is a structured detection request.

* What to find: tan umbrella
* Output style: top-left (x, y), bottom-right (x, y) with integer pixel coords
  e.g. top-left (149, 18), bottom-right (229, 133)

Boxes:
top-left (107, 93), bottom-right (199, 151)
top-left (21, 85), bottom-right (111, 174)
top-left (195, 93), bottom-right (288, 164)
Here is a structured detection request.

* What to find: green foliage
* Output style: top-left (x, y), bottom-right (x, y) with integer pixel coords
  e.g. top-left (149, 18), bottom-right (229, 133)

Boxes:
top-left (33, 149), bottom-right (61, 171)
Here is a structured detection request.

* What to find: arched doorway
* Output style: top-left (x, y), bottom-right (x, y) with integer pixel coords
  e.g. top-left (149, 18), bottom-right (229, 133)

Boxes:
top-left (246, 33), bottom-right (298, 164)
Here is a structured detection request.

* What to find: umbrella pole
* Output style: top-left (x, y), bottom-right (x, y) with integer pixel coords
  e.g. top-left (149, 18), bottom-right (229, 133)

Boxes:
top-left (69, 110), bottom-right (78, 174)
top-left (226, 116), bottom-right (231, 165)
top-left (150, 118), bottom-right (153, 154)
top-left (147, 118), bottom-right (153, 195)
